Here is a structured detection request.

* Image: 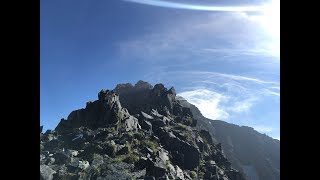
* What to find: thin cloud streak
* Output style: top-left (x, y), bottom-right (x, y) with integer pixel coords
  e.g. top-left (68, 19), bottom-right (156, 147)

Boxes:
top-left (186, 71), bottom-right (278, 84)
top-left (144, 70), bottom-right (279, 99)
top-left (124, 0), bottom-right (265, 12)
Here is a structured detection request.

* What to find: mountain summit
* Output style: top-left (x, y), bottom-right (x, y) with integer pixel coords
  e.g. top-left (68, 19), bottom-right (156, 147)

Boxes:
top-left (40, 81), bottom-right (278, 180)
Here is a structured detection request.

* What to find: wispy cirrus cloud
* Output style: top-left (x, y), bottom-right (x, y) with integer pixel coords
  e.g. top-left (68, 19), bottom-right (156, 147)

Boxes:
top-left (146, 70), bottom-right (279, 97)
top-left (117, 7), bottom-right (279, 61)
top-left (177, 87), bottom-right (258, 122)
top-left (123, 0), bottom-right (266, 12)
top-left (162, 71), bottom-right (280, 124)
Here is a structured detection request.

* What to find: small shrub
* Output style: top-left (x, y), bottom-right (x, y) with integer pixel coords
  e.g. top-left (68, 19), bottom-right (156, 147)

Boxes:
top-left (184, 132), bottom-right (194, 144)
top-left (190, 171), bottom-right (197, 178)
top-left (126, 141), bottom-right (132, 154)
top-left (201, 136), bottom-right (208, 144)
top-left (142, 139), bottom-right (159, 152)
top-left (124, 153), bottom-right (139, 164)
top-left (110, 155), bottom-right (126, 163)
top-left (91, 166), bottom-right (101, 177)
top-left (116, 111), bottom-right (123, 121)
top-left (133, 132), bottom-right (144, 140)
top-left (198, 171), bottom-right (205, 178)
top-left (176, 123), bottom-right (187, 130)
top-left (184, 117), bottom-right (193, 126)
top-left (132, 138), bottom-right (140, 146)
top-left (109, 127), bottom-right (116, 132)
top-left (93, 153), bottom-right (103, 159)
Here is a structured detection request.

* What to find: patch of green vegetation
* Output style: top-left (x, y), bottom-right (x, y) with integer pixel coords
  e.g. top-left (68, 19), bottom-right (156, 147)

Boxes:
top-left (111, 144), bottom-right (117, 152)
top-left (141, 138), bottom-right (159, 153)
top-left (201, 135), bottom-right (208, 144)
top-left (93, 153), bottom-right (103, 159)
top-left (164, 160), bottom-right (173, 171)
top-left (109, 127), bottom-right (117, 133)
top-left (116, 111), bottom-right (123, 121)
top-left (117, 123), bottom-right (128, 135)
top-left (199, 132), bottom-right (213, 146)
top-left (199, 159), bottom-right (206, 167)
top-left (110, 155), bottom-right (126, 163)
top-left (90, 166), bottom-right (101, 177)
top-left (133, 132), bottom-right (144, 140)
top-left (183, 132), bottom-right (193, 141)
top-left (126, 141), bottom-right (133, 153)
top-left (132, 138), bottom-right (140, 147)
top-left (198, 171), bottom-right (205, 178)
top-left (176, 123), bottom-right (187, 130)
top-left (127, 132), bottom-right (134, 138)
top-left (184, 117), bottom-right (193, 126)
top-left (124, 153), bottom-right (139, 164)
top-left (174, 130), bottom-right (196, 147)
top-left (109, 142), bottom-right (139, 164)
top-left (190, 171), bottom-right (197, 179)
top-left (110, 153), bottom-right (139, 164)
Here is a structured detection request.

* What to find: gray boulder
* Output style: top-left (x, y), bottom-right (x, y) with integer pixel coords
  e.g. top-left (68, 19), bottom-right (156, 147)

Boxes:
top-left (123, 115), bottom-right (141, 132)
top-left (156, 128), bottom-right (200, 170)
top-left (40, 165), bottom-right (56, 180)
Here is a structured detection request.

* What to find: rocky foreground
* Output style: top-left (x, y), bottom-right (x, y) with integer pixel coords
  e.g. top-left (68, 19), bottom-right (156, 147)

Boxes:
top-left (40, 81), bottom-right (245, 180)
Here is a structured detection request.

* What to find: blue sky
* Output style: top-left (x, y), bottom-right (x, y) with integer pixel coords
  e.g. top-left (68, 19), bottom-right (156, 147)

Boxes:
top-left (41, 0), bottom-right (279, 139)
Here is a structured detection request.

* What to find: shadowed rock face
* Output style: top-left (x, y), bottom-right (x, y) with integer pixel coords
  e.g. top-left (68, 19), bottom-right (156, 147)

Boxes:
top-left (114, 81), bottom-right (190, 119)
top-left (42, 81), bottom-right (246, 180)
top-left (55, 90), bottom-right (141, 134)
top-left (176, 97), bottom-right (280, 180)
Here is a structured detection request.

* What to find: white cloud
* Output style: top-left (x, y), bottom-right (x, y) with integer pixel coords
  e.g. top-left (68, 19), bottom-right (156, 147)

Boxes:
top-left (227, 97), bottom-right (258, 113)
top-left (178, 88), bottom-right (258, 122)
top-left (178, 89), bottom-right (229, 120)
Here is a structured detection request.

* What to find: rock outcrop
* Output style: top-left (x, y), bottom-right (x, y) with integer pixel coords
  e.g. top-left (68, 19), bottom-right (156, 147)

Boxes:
top-left (55, 90), bottom-right (141, 134)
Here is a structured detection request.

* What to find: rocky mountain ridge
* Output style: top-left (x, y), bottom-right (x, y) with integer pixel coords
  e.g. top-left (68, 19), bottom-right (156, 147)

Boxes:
top-left (40, 80), bottom-right (246, 180)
